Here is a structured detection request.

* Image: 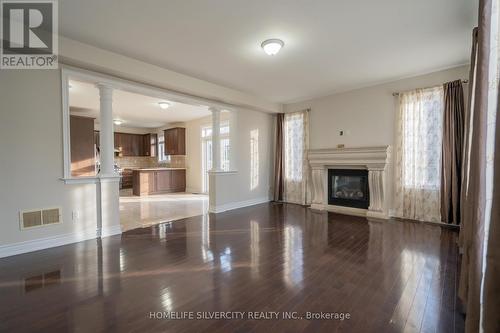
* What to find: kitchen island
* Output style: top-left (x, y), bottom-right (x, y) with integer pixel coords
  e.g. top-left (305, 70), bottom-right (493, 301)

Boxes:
top-left (132, 168), bottom-right (186, 196)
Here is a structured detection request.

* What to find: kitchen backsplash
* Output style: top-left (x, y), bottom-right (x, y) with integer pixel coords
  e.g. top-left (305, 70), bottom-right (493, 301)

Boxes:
top-left (116, 155), bottom-right (186, 169)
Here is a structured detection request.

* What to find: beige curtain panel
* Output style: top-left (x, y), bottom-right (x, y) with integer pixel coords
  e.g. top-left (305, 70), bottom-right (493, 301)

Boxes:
top-left (458, 0), bottom-right (499, 331)
top-left (483, 86), bottom-right (500, 333)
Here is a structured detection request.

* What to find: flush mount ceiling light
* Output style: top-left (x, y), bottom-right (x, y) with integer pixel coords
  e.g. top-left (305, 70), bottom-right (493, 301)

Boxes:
top-left (113, 119), bottom-right (123, 125)
top-left (158, 101), bottom-right (170, 110)
top-left (261, 39), bottom-right (284, 56)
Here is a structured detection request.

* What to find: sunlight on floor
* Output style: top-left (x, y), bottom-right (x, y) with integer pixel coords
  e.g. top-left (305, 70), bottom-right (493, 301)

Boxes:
top-left (119, 189), bottom-right (208, 231)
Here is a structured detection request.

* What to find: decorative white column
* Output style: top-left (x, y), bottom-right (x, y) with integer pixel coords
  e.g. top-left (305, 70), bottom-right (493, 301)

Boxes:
top-left (310, 166), bottom-right (325, 210)
top-left (367, 168), bottom-right (385, 218)
top-left (210, 107), bottom-right (222, 171)
top-left (96, 83), bottom-right (115, 176)
top-left (95, 83), bottom-right (121, 238)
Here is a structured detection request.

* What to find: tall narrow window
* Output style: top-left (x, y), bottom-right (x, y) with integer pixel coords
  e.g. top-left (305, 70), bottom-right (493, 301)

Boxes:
top-left (157, 134), bottom-right (170, 163)
top-left (250, 129), bottom-right (259, 190)
top-left (283, 111), bottom-right (309, 205)
top-left (201, 122), bottom-right (230, 193)
top-left (394, 87), bottom-right (444, 222)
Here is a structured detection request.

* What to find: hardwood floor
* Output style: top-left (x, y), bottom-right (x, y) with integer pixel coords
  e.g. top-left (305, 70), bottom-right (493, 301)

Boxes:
top-left (0, 203), bottom-right (464, 333)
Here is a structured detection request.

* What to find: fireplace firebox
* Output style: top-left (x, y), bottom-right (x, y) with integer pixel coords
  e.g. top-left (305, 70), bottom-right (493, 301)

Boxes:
top-left (328, 169), bottom-right (369, 209)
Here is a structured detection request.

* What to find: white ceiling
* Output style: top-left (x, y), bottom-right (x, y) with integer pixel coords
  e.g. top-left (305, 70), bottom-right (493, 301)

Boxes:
top-left (60, 0), bottom-right (478, 103)
top-left (69, 80), bottom-right (211, 128)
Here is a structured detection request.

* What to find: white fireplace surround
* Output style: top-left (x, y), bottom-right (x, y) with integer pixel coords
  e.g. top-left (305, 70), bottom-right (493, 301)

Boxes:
top-left (308, 146), bottom-right (391, 219)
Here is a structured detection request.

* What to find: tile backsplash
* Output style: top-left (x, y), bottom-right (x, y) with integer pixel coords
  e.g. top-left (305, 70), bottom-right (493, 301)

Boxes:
top-left (116, 156), bottom-right (186, 169)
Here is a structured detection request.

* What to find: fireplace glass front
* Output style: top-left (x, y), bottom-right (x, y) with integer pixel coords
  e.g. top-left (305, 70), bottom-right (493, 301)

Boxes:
top-left (328, 169), bottom-right (369, 209)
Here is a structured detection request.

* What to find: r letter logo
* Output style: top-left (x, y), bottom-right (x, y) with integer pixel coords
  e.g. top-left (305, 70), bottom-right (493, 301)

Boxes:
top-left (1, 0), bottom-right (58, 69)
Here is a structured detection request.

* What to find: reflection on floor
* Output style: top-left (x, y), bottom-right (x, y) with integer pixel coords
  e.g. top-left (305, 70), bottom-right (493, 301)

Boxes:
top-left (119, 189), bottom-right (208, 231)
top-left (0, 203), bottom-right (463, 332)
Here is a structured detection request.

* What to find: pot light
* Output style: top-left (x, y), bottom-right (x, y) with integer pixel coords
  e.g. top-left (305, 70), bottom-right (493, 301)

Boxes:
top-left (158, 101), bottom-right (170, 109)
top-left (261, 39), bottom-right (284, 56)
top-left (113, 119), bottom-right (123, 125)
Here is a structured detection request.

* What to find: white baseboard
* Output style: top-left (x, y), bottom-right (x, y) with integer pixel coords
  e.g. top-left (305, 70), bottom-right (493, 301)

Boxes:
top-left (209, 197), bottom-right (270, 213)
top-left (186, 187), bottom-right (204, 194)
top-left (0, 225), bottom-right (122, 258)
top-left (101, 224), bottom-right (122, 238)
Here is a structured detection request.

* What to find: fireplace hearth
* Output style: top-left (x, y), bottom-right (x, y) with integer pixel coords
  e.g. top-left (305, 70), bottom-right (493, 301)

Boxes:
top-left (328, 169), bottom-right (369, 209)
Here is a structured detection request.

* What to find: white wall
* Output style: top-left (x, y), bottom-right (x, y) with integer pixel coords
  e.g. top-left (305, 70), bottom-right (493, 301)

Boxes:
top-left (0, 70), bottom-right (99, 256)
top-left (212, 109), bottom-right (274, 208)
top-left (284, 65), bottom-right (469, 212)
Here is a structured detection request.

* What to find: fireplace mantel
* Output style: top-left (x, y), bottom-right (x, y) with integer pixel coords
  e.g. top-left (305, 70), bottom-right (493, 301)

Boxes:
top-left (308, 146), bottom-right (391, 219)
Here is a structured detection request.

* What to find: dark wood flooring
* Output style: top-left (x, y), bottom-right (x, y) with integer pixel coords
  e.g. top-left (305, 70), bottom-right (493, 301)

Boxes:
top-left (0, 203), bottom-right (464, 333)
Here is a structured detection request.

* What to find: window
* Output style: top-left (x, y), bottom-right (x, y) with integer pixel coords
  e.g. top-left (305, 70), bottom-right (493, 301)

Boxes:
top-left (400, 88), bottom-right (443, 190)
top-left (201, 122), bottom-right (230, 171)
top-left (157, 134), bottom-right (170, 163)
top-left (394, 86), bottom-right (444, 222)
top-left (283, 111), bottom-right (308, 205)
top-left (201, 122), bottom-right (230, 193)
top-left (284, 112), bottom-right (305, 182)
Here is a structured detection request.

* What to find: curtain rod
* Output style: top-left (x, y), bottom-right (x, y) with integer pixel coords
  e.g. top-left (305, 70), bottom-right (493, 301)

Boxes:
top-left (392, 79), bottom-right (469, 97)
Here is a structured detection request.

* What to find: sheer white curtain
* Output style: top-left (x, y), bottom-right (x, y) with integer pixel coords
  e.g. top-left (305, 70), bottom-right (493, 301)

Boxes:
top-left (394, 87), bottom-right (444, 222)
top-left (284, 110), bottom-right (309, 205)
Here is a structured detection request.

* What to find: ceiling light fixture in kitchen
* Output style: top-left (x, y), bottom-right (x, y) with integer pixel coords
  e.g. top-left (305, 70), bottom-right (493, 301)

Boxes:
top-left (261, 39), bottom-right (284, 56)
top-left (158, 101), bottom-right (170, 109)
top-left (113, 119), bottom-right (123, 125)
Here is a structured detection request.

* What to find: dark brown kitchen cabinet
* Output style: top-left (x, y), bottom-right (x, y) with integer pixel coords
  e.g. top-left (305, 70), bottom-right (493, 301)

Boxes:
top-left (114, 132), bottom-right (157, 157)
top-left (132, 169), bottom-right (186, 196)
top-left (70, 116), bottom-right (96, 177)
top-left (164, 127), bottom-right (185, 155)
top-left (170, 169), bottom-right (186, 191)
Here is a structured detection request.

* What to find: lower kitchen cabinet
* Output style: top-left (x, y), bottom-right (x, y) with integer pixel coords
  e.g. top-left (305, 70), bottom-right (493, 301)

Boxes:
top-left (132, 169), bottom-right (186, 196)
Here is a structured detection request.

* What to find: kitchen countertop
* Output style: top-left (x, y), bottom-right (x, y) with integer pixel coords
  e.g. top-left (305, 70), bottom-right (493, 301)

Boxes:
top-left (131, 167), bottom-right (187, 171)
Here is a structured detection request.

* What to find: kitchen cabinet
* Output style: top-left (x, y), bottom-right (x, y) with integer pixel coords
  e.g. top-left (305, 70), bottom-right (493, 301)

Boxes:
top-left (114, 132), bottom-right (157, 157)
top-left (132, 169), bottom-right (186, 196)
top-left (70, 116), bottom-right (96, 177)
top-left (164, 127), bottom-right (186, 155)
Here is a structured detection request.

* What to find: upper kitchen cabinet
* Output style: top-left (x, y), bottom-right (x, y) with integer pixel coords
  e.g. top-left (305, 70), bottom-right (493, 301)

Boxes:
top-left (113, 132), bottom-right (158, 157)
top-left (164, 127), bottom-right (186, 155)
top-left (70, 115), bottom-right (96, 177)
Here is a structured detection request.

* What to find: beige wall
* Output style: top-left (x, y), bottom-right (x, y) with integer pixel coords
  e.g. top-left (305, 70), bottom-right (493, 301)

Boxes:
top-left (0, 70), bottom-right (99, 254)
top-left (284, 65), bottom-right (470, 213)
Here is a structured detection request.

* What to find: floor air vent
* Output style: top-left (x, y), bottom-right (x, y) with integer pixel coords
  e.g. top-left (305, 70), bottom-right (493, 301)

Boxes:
top-left (20, 208), bottom-right (62, 229)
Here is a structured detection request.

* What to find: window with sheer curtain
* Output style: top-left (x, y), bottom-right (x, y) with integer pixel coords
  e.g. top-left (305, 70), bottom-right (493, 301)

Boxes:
top-left (394, 87), bottom-right (444, 222)
top-left (284, 111), bottom-right (309, 205)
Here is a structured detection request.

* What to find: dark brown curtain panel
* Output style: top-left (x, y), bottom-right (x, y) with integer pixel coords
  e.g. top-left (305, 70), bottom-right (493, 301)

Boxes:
top-left (441, 80), bottom-right (465, 224)
top-left (458, 0), bottom-right (492, 331)
top-left (273, 113), bottom-right (285, 201)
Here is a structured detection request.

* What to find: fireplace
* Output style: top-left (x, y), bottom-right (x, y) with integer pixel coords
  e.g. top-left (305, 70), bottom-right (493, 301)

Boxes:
top-left (328, 169), bottom-right (369, 209)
